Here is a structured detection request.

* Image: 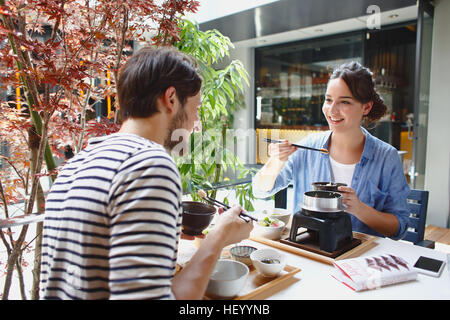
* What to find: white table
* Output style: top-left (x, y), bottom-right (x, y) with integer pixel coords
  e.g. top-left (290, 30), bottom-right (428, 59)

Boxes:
top-left (233, 237), bottom-right (450, 300)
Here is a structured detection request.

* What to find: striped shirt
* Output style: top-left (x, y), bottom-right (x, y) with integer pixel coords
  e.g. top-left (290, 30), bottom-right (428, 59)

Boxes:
top-left (40, 133), bottom-right (182, 300)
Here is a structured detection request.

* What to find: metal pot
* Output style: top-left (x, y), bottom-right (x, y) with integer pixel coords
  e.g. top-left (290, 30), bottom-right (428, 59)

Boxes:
top-left (301, 191), bottom-right (346, 219)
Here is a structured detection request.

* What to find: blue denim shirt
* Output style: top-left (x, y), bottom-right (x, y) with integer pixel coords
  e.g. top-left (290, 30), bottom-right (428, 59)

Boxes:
top-left (253, 127), bottom-right (410, 240)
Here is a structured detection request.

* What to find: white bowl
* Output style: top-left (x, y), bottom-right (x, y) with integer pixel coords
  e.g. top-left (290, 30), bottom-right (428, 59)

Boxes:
top-left (206, 259), bottom-right (249, 299)
top-left (264, 208), bottom-right (291, 226)
top-left (251, 219), bottom-right (286, 240)
top-left (229, 245), bottom-right (257, 266)
top-left (250, 249), bottom-right (286, 278)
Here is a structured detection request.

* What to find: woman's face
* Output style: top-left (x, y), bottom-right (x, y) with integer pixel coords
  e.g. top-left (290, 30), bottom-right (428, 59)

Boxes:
top-left (322, 78), bottom-right (372, 133)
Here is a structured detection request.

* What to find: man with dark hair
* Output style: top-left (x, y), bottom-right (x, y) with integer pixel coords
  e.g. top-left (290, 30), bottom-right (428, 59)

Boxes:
top-left (40, 47), bottom-right (253, 300)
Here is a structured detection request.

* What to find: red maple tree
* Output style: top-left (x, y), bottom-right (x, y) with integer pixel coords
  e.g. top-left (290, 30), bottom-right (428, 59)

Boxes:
top-left (0, 0), bottom-right (199, 299)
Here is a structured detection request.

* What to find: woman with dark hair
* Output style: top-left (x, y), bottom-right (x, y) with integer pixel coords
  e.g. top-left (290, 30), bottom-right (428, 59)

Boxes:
top-left (253, 61), bottom-right (410, 239)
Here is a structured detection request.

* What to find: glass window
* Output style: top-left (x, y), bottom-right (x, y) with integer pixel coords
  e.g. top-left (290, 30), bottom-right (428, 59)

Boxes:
top-left (255, 32), bottom-right (364, 129)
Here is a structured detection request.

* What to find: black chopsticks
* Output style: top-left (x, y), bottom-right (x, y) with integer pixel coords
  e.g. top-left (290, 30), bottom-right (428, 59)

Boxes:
top-left (263, 138), bottom-right (329, 154)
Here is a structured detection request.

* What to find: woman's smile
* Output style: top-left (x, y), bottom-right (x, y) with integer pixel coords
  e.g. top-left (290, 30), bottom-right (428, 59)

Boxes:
top-left (327, 115), bottom-right (345, 125)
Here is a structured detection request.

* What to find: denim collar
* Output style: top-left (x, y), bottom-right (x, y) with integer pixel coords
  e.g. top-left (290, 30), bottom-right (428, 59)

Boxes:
top-left (360, 126), bottom-right (375, 161)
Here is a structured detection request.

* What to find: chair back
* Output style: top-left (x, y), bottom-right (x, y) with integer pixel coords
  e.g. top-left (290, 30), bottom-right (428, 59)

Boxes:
top-left (403, 189), bottom-right (429, 244)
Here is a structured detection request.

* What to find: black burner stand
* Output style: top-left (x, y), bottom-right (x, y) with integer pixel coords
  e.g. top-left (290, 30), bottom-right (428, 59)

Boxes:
top-left (289, 210), bottom-right (353, 253)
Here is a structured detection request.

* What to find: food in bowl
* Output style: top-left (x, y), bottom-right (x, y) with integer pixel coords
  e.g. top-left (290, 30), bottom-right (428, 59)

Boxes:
top-left (262, 208), bottom-right (291, 226)
top-left (258, 216), bottom-right (281, 227)
top-left (250, 248), bottom-right (286, 277)
top-left (261, 258), bottom-right (280, 264)
top-left (205, 259), bottom-right (249, 299)
top-left (251, 217), bottom-right (285, 240)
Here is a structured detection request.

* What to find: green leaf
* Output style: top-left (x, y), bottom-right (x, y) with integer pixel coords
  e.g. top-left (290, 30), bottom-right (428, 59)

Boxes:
top-left (222, 81), bottom-right (234, 101)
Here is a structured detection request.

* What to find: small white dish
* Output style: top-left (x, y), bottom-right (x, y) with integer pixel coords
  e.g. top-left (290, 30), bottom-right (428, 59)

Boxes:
top-left (229, 245), bottom-right (257, 266)
top-left (250, 248), bottom-right (286, 278)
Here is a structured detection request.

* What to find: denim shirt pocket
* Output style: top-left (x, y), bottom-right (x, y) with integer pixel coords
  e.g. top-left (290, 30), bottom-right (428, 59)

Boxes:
top-left (365, 181), bottom-right (389, 211)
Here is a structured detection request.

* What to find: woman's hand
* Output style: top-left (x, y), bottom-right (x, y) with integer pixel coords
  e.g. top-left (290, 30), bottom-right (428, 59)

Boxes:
top-left (268, 140), bottom-right (297, 163)
top-left (255, 140), bottom-right (296, 193)
top-left (338, 186), bottom-right (364, 215)
top-left (337, 186), bottom-right (399, 237)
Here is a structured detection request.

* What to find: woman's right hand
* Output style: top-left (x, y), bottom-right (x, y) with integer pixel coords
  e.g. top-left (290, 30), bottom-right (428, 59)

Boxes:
top-left (254, 140), bottom-right (297, 193)
top-left (268, 140), bottom-right (297, 163)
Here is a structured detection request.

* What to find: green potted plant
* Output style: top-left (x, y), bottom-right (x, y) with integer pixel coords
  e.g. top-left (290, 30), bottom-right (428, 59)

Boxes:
top-left (173, 19), bottom-right (257, 210)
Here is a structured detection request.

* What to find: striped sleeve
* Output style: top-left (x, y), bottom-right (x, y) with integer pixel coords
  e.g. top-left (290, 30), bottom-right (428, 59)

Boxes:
top-left (107, 148), bottom-right (182, 300)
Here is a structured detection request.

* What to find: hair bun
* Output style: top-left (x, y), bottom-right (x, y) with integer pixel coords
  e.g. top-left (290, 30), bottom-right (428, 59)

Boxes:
top-left (330, 61), bottom-right (388, 126)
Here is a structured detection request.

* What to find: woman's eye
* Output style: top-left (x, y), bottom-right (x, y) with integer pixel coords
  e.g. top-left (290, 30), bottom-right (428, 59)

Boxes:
top-left (325, 98), bottom-right (332, 103)
top-left (341, 101), bottom-right (351, 105)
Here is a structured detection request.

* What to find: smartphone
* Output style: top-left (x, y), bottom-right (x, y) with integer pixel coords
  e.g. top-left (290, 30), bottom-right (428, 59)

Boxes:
top-left (413, 256), bottom-right (446, 277)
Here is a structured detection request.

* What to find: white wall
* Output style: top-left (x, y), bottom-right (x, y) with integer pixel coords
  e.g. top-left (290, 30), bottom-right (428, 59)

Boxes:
top-left (424, 0), bottom-right (450, 228)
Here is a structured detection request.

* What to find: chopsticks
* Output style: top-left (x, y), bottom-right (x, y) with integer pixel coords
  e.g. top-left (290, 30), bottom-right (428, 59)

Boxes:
top-left (197, 190), bottom-right (257, 222)
top-left (263, 138), bottom-right (329, 154)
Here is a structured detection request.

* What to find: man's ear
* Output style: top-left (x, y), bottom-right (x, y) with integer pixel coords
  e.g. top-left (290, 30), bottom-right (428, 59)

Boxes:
top-left (160, 86), bottom-right (177, 114)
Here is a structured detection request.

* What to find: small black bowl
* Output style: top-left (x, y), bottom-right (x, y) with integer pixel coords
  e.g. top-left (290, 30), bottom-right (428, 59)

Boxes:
top-left (312, 182), bottom-right (347, 192)
top-left (182, 201), bottom-right (216, 236)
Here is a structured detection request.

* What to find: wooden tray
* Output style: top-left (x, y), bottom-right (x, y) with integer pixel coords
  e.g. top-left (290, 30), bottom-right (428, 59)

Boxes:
top-left (249, 232), bottom-right (377, 265)
top-left (279, 233), bottom-right (361, 258)
top-left (204, 264), bottom-right (301, 300)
